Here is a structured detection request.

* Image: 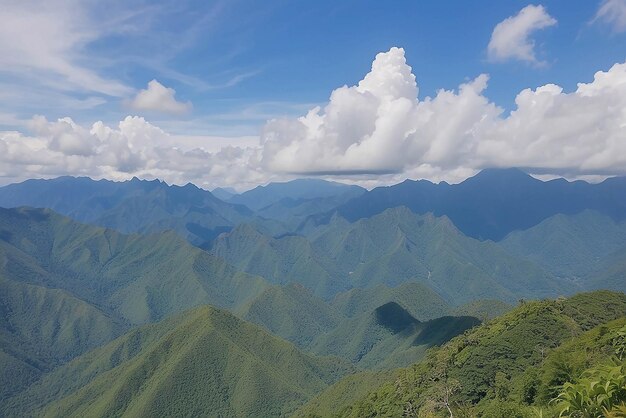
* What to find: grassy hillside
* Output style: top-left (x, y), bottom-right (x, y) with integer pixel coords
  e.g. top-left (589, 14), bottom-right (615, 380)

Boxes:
top-left (331, 290), bottom-right (626, 417)
top-left (3, 305), bottom-right (354, 418)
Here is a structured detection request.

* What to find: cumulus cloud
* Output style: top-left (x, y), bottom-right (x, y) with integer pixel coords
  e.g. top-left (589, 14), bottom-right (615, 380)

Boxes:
top-left (2, 47), bottom-right (626, 189)
top-left (0, 115), bottom-right (265, 190)
top-left (487, 5), bottom-right (557, 65)
top-left (260, 47), bottom-right (626, 180)
top-left (129, 80), bottom-right (192, 115)
top-left (593, 0), bottom-right (626, 33)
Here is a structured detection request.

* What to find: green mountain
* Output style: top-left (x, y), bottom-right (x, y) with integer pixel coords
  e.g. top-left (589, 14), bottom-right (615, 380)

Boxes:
top-left (212, 207), bottom-right (568, 304)
top-left (0, 207), bottom-right (268, 326)
top-left (238, 283), bottom-right (343, 348)
top-left (310, 302), bottom-right (480, 369)
top-left (211, 223), bottom-right (344, 297)
top-left (311, 207), bottom-right (566, 304)
top-left (2, 306), bottom-right (354, 418)
top-left (0, 206), bottom-right (273, 401)
top-left (327, 290), bottom-right (626, 417)
top-left (500, 210), bottom-right (626, 283)
top-left (0, 277), bottom-right (123, 398)
top-left (330, 282), bottom-right (451, 321)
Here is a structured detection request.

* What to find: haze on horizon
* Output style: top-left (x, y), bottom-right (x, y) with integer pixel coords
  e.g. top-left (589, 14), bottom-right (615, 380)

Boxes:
top-left (0, 0), bottom-right (625, 190)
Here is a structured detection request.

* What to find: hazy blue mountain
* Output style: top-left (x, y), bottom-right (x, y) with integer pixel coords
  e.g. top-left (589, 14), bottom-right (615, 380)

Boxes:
top-left (334, 168), bottom-right (626, 241)
top-left (211, 186), bottom-right (238, 201)
top-left (0, 176), bottom-right (253, 245)
top-left (229, 178), bottom-right (365, 211)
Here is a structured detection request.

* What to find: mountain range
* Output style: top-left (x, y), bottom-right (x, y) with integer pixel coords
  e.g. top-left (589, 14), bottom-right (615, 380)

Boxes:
top-left (1, 170), bottom-right (625, 417)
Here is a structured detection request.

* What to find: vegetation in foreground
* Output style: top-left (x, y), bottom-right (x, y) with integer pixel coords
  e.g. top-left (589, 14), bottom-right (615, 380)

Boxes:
top-left (297, 291), bottom-right (626, 417)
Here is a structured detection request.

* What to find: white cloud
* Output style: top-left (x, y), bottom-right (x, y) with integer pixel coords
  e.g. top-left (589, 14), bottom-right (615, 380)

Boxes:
top-left (593, 0), bottom-right (626, 33)
top-left (260, 47), bottom-right (626, 181)
top-left (128, 80), bottom-right (192, 115)
top-left (487, 5), bottom-right (557, 65)
top-left (0, 0), bottom-right (132, 96)
top-left (2, 47), bottom-right (626, 189)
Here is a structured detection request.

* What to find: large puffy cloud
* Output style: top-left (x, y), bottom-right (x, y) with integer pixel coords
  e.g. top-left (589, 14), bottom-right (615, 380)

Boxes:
top-left (487, 5), bottom-right (557, 65)
top-left (2, 47), bottom-right (626, 189)
top-left (128, 80), bottom-right (192, 115)
top-left (0, 116), bottom-right (266, 190)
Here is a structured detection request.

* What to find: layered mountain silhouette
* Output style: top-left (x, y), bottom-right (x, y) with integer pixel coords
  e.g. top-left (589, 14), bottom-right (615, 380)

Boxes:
top-left (333, 168), bottom-right (626, 240)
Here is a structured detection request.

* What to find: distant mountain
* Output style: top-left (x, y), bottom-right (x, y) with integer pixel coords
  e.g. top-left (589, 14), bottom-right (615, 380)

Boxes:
top-left (211, 223), bottom-right (345, 297)
top-left (3, 306), bottom-right (354, 418)
top-left (229, 178), bottom-right (365, 211)
top-left (0, 176), bottom-right (253, 245)
top-left (211, 186), bottom-right (238, 200)
top-left (334, 168), bottom-right (626, 241)
top-left (213, 207), bottom-right (569, 303)
top-left (311, 207), bottom-right (567, 303)
top-left (500, 210), bottom-right (626, 285)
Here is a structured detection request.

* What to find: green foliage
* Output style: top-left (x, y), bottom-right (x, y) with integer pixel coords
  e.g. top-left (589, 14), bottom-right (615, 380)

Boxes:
top-left (4, 306), bottom-right (354, 418)
top-left (332, 292), bottom-right (626, 417)
top-left (553, 362), bottom-right (626, 417)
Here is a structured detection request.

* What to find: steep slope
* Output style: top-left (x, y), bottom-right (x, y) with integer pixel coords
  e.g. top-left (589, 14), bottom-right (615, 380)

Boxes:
top-left (212, 207), bottom-right (567, 304)
top-left (238, 283), bottom-right (343, 347)
top-left (229, 178), bottom-right (365, 211)
top-left (0, 176), bottom-right (253, 245)
top-left (0, 277), bottom-right (123, 397)
top-left (5, 306), bottom-right (353, 418)
top-left (312, 207), bottom-right (566, 304)
top-left (0, 207), bottom-right (269, 326)
top-left (332, 291), bottom-right (626, 417)
top-left (335, 168), bottom-right (626, 241)
top-left (330, 282), bottom-right (451, 321)
top-left (500, 210), bottom-right (626, 280)
top-left (310, 302), bottom-right (480, 369)
top-left (211, 223), bottom-right (344, 297)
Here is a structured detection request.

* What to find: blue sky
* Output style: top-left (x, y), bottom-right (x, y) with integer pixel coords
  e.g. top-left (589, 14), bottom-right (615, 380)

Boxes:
top-left (1, 0), bottom-right (623, 134)
top-left (1, 0), bottom-right (626, 188)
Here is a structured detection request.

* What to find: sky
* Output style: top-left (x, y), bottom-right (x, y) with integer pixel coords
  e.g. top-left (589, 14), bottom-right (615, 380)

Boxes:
top-left (0, 0), bottom-right (625, 190)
